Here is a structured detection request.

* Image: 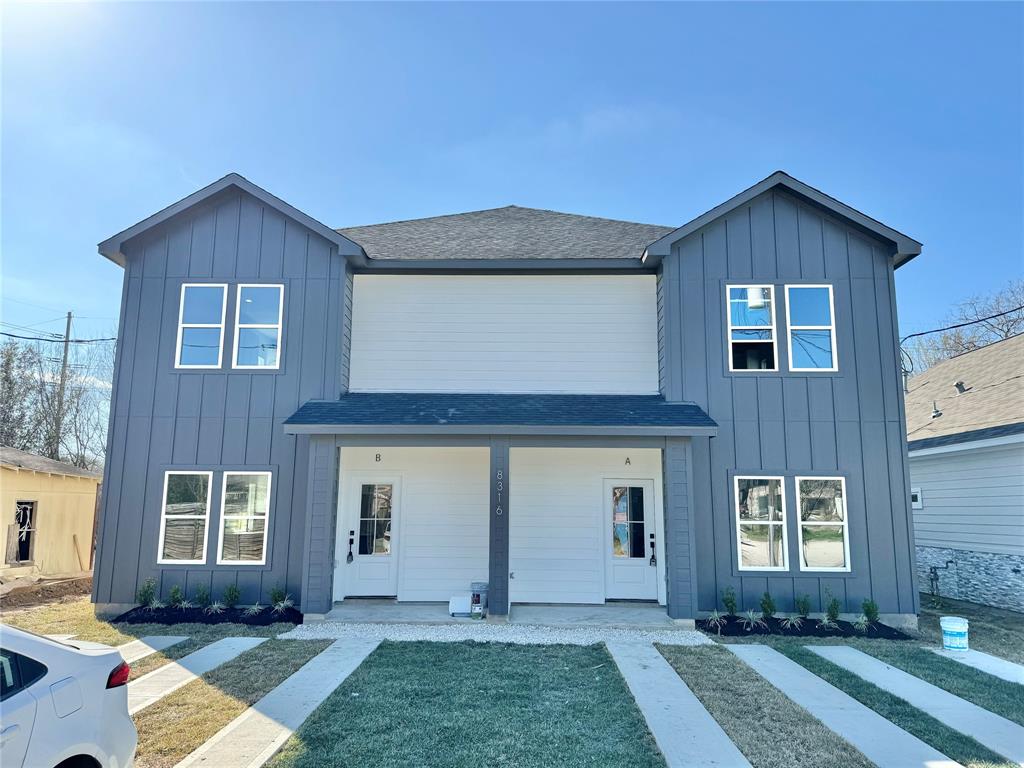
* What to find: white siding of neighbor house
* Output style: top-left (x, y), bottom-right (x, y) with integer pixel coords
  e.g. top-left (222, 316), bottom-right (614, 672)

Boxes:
top-left (909, 441), bottom-right (1024, 556)
top-left (348, 274), bottom-right (659, 394)
top-left (508, 447), bottom-right (664, 605)
top-left (335, 447), bottom-right (490, 601)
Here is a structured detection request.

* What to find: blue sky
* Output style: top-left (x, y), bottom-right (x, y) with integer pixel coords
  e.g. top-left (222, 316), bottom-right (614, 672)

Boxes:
top-left (2, 2), bottom-right (1021, 343)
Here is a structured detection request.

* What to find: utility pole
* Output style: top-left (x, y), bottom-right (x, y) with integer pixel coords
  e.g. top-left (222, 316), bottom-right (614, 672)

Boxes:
top-left (50, 311), bottom-right (72, 460)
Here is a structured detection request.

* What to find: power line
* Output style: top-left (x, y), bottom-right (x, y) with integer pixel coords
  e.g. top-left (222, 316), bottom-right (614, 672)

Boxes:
top-left (1, 331), bottom-right (116, 344)
top-left (901, 305), bottom-right (1024, 343)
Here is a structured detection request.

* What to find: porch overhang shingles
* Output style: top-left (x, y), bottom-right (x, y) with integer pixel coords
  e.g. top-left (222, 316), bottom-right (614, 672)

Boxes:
top-left (283, 393), bottom-right (717, 437)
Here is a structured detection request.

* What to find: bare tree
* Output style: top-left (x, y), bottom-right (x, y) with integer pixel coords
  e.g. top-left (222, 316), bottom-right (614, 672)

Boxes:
top-left (905, 280), bottom-right (1024, 373)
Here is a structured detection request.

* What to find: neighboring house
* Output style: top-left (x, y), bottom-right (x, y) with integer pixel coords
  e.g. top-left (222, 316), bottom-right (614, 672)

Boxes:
top-left (905, 334), bottom-right (1024, 611)
top-left (1, 447), bottom-right (100, 578)
top-left (91, 170), bottom-right (924, 627)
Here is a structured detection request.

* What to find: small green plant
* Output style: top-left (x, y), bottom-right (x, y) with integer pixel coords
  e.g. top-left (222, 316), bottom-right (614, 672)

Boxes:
top-left (205, 601), bottom-right (225, 615)
top-left (705, 609), bottom-right (727, 636)
top-left (722, 585), bottom-right (738, 616)
top-left (272, 595), bottom-right (295, 615)
top-left (853, 615), bottom-right (870, 633)
top-left (794, 594), bottom-right (812, 618)
top-left (780, 615), bottom-right (803, 631)
top-left (824, 590), bottom-right (841, 623)
top-left (243, 603), bottom-right (265, 617)
top-left (136, 578), bottom-right (157, 607)
top-left (817, 615), bottom-right (839, 631)
top-left (862, 598), bottom-right (879, 625)
top-left (146, 599), bottom-right (165, 612)
top-left (223, 583), bottom-right (241, 609)
top-left (168, 584), bottom-right (185, 607)
top-left (759, 591), bottom-right (776, 620)
top-left (739, 609), bottom-right (768, 632)
top-left (194, 584), bottom-right (211, 608)
top-left (270, 584), bottom-right (287, 605)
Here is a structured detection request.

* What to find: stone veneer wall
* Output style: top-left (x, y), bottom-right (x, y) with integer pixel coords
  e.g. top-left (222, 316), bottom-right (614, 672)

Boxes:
top-left (916, 545), bottom-right (1024, 613)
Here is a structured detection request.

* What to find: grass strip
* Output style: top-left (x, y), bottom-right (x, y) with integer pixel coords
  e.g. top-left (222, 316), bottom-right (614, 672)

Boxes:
top-left (778, 644), bottom-right (1013, 768)
top-left (132, 638), bottom-right (331, 768)
top-left (657, 644), bottom-right (873, 768)
top-left (268, 641), bottom-right (665, 768)
top-left (859, 641), bottom-right (1024, 726)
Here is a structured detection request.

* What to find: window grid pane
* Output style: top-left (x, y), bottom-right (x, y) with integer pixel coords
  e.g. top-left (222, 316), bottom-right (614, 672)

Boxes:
top-left (786, 285), bottom-right (837, 371)
top-left (160, 472), bottom-right (210, 563)
top-left (797, 477), bottom-right (849, 571)
top-left (177, 285), bottom-right (226, 368)
top-left (735, 476), bottom-right (787, 570)
top-left (728, 285), bottom-right (777, 371)
top-left (219, 472), bottom-right (271, 564)
top-left (234, 285), bottom-right (283, 368)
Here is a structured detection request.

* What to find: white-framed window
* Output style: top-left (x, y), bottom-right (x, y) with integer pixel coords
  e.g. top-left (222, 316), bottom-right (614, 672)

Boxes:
top-left (796, 476), bottom-right (851, 572)
top-left (175, 284), bottom-right (228, 369)
top-left (358, 483), bottom-right (393, 556)
top-left (786, 285), bottom-right (838, 372)
top-left (910, 487), bottom-right (923, 510)
top-left (734, 476), bottom-right (788, 571)
top-left (217, 471), bottom-right (272, 565)
top-left (157, 471), bottom-right (213, 564)
top-left (232, 284), bottom-right (284, 369)
top-left (727, 285), bottom-right (778, 371)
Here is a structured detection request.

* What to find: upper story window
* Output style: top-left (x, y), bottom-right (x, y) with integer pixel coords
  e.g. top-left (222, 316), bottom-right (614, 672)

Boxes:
top-left (727, 285), bottom-right (777, 371)
top-left (786, 285), bottom-right (838, 371)
top-left (233, 285), bottom-right (284, 369)
top-left (175, 284), bottom-right (227, 368)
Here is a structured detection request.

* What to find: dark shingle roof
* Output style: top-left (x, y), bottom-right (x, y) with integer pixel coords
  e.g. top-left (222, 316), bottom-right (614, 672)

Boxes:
top-left (337, 205), bottom-right (674, 261)
top-left (0, 446), bottom-right (102, 479)
top-left (285, 393), bottom-right (716, 435)
top-left (905, 334), bottom-right (1024, 450)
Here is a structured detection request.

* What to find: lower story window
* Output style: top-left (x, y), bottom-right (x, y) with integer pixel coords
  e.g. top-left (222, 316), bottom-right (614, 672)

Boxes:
top-left (359, 484), bottom-right (393, 555)
top-left (611, 485), bottom-right (646, 558)
top-left (797, 477), bottom-right (850, 571)
top-left (218, 472), bottom-right (272, 564)
top-left (158, 472), bottom-right (212, 564)
top-left (735, 476), bottom-right (787, 570)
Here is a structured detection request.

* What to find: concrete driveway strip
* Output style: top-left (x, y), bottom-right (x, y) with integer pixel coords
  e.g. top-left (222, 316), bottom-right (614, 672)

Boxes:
top-left (119, 635), bottom-right (188, 663)
top-left (128, 636), bottom-right (267, 714)
top-left (728, 645), bottom-right (960, 768)
top-left (809, 645), bottom-right (1024, 766)
top-left (174, 639), bottom-right (380, 768)
top-left (928, 648), bottom-right (1024, 685)
top-left (607, 641), bottom-right (751, 768)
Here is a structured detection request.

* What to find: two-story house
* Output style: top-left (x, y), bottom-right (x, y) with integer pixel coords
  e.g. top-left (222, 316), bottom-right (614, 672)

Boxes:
top-left (92, 171), bottom-right (923, 627)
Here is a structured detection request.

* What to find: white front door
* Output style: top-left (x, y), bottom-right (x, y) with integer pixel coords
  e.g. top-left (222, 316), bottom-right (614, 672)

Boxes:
top-left (604, 479), bottom-right (659, 600)
top-left (341, 476), bottom-right (400, 597)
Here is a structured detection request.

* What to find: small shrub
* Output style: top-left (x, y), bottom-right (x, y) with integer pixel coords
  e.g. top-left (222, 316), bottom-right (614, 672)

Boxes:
top-left (205, 601), bottom-right (225, 615)
top-left (706, 609), bottom-right (727, 636)
top-left (722, 586), bottom-right (738, 616)
top-left (794, 594), bottom-right (812, 618)
top-left (146, 599), bottom-right (165, 612)
top-left (136, 578), bottom-right (157, 607)
top-left (739, 609), bottom-right (767, 632)
top-left (243, 603), bottom-right (265, 616)
top-left (272, 595), bottom-right (295, 615)
top-left (759, 591), bottom-right (776, 620)
top-left (168, 585), bottom-right (185, 607)
top-left (223, 584), bottom-right (241, 609)
top-left (824, 589), bottom-right (841, 622)
top-left (862, 598), bottom-right (879, 624)
top-left (780, 615), bottom-right (803, 631)
top-left (270, 584), bottom-right (287, 605)
top-left (818, 615), bottom-right (839, 631)
top-left (194, 584), bottom-right (211, 608)
top-left (853, 615), bottom-right (870, 633)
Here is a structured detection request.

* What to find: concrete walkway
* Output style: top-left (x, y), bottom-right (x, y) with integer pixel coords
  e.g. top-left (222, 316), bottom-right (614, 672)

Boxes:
top-left (728, 645), bottom-right (960, 768)
top-left (607, 642), bottom-right (751, 768)
top-left (119, 635), bottom-right (188, 664)
top-left (929, 648), bottom-right (1024, 685)
top-left (128, 637), bottom-right (266, 714)
top-left (174, 639), bottom-right (380, 768)
top-left (809, 646), bottom-right (1024, 766)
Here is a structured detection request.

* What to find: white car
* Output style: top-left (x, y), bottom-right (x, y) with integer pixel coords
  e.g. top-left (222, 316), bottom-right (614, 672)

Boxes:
top-left (0, 625), bottom-right (137, 768)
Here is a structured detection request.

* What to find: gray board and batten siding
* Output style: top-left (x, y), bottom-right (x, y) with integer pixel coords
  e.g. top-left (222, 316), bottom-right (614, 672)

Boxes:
top-left (92, 186), bottom-right (350, 608)
top-left (658, 186), bottom-right (920, 617)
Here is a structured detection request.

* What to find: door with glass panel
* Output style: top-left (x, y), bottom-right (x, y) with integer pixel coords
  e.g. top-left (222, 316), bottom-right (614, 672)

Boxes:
top-left (604, 480), bottom-right (658, 600)
top-left (344, 477), bottom-right (400, 597)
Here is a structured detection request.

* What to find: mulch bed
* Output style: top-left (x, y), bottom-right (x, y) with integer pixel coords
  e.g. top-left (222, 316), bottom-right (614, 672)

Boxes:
top-left (0, 577), bottom-right (93, 610)
top-left (698, 614), bottom-right (910, 640)
top-left (115, 604), bottom-right (303, 626)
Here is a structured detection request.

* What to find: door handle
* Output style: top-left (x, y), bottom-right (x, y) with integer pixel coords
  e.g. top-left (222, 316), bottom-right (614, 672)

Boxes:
top-left (1, 724), bottom-right (20, 743)
top-left (649, 534), bottom-right (657, 567)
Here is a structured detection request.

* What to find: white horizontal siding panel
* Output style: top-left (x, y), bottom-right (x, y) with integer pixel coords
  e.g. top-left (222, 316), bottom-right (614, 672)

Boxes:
top-left (910, 443), bottom-right (1024, 556)
top-left (349, 274), bottom-right (659, 393)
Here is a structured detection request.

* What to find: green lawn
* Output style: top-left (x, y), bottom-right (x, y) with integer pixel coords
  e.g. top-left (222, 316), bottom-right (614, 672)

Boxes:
top-left (918, 594), bottom-right (1024, 665)
top-left (658, 644), bottom-right (873, 768)
top-left (268, 641), bottom-right (666, 768)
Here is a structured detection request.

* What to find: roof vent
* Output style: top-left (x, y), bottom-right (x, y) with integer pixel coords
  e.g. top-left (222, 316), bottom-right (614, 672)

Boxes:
top-left (931, 401), bottom-right (943, 419)
top-left (953, 380), bottom-right (968, 394)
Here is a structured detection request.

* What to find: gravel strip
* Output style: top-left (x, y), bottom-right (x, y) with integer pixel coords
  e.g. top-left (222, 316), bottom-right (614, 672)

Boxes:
top-left (278, 621), bottom-right (712, 646)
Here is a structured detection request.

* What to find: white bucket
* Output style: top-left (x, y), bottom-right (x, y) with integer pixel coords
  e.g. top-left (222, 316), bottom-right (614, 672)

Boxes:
top-left (940, 616), bottom-right (969, 651)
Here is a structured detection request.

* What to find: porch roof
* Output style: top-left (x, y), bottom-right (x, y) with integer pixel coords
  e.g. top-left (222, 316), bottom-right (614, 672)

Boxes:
top-left (283, 393), bottom-right (717, 436)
